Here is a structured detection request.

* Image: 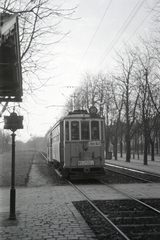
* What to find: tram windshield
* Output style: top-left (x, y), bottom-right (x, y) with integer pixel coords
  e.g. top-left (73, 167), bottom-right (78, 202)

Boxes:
top-left (81, 121), bottom-right (89, 140)
top-left (65, 121), bottom-right (69, 140)
top-left (67, 120), bottom-right (100, 141)
top-left (91, 121), bottom-right (99, 140)
top-left (71, 121), bottom-right (79, 140)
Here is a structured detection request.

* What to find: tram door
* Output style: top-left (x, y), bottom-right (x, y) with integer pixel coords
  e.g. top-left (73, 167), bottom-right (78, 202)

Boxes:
top-left (64, 120), bottom-right (80, 167)
top-left (60, 121), bottom-right (64, 164)
top-left (48, 134), bottom-right (52, 162)
top-left (64, 120), bottom-right (71, 167)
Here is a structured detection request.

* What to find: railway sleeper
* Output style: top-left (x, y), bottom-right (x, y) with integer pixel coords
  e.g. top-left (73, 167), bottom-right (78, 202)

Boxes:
top-left (110, 216), bottom-right (160, 225)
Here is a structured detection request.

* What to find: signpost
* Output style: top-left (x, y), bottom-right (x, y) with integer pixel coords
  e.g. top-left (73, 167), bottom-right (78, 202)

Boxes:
top-left (4, 111), bottom-right (23, 220)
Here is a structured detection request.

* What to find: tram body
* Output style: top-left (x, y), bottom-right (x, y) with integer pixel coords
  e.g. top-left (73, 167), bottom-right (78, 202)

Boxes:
top-left (46, 108), bottom-right (105, 179)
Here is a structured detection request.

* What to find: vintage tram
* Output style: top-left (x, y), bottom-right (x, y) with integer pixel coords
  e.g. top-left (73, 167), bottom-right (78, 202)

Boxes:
top-left (46, 106), bottom-right (105, 179)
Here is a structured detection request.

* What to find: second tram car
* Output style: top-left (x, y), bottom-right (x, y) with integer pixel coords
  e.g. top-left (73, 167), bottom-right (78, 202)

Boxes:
top-left (46, 106), bottom-right (105, 179)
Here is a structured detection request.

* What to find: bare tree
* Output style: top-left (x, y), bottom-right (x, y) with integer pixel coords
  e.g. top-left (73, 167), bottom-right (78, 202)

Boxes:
top-left (142, 0), bottom-right (160, 114)
top-left (108, 79), bottom-right (124, 160)
top-left (136, 44), bottom-right (160, 164)
top-left (0, 0), bottom-right (76, 111)
top-left (113, 46), bottom-right (140, 162)
top-left (72, 73), bottom-right (101, 111)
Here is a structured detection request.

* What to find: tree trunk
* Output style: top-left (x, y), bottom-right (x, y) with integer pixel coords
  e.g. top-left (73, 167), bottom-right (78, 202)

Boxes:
top-left (150, 141), bottom-right (155, 161)
top-left (120, 140), bottom-right (123, 158)
top-left (106, 141), bottom-right (109, 154)
top-left (137, 139), bottom-right (139, 160)
top-left (132, 138), bottom-right (135, 159)
top-left (126, 139), bottom-right (130, 162)
top-left (141, 134), bottom-right (143, 154)
top-left (114, 136), bottom-right (118, 160)
top-left (143, 137), bottom-right (148, 165)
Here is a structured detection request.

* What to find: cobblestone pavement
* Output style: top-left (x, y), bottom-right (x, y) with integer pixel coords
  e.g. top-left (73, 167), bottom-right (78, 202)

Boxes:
top-left (0, 196), bottom-right (96, 240)
top-left (0, 154), bottom-right (96, 240)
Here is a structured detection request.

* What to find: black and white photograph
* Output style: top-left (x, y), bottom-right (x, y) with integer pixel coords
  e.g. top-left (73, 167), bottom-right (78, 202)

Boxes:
top-left (0, 1), bottom-right (160, 239)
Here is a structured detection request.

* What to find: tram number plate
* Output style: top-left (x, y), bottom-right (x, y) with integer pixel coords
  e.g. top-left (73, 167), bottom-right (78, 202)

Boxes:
top-left (78, 160), bottom-right (94, 166)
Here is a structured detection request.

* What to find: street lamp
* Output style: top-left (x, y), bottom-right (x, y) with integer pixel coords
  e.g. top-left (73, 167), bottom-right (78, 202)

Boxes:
top-left (4, 111), bottom-right (23, 220)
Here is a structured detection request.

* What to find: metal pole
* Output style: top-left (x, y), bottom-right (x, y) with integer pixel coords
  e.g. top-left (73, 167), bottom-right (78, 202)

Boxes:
top-left (9, 132), bottom-right (16, 220)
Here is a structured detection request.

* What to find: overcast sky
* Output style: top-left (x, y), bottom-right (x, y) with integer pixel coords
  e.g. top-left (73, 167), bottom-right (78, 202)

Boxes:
top-left (2, 0), bottom-right (157, 142)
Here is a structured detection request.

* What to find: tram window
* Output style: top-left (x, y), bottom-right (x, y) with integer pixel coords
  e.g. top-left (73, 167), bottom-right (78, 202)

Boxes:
top-left (65, 121), bottom-right (69, 140)
top-left (71, 121), bottom-right (79, 140)
top-left (91, 121), bottom-right (99, 140)
top-left (81, 121), bottom-right (89, 140)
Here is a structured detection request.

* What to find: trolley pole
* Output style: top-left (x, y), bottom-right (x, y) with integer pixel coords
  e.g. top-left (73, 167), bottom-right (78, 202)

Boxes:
top-left (9, 132), bottom-right (16, 220)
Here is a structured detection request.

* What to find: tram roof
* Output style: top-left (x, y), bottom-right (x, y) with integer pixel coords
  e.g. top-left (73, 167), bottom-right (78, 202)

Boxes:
top-left (45, 109), bottom-right (104, 136)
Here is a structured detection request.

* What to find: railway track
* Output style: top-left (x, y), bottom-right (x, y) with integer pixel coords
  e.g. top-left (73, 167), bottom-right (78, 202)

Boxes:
top-left (40, 151), bottom-right (160, 183)
top-left (40, 151), bottom-right (160, 239)
top-left (69, 180), bottom-right (160, 240)
top-left (104, 163), bottom-right (160, 183)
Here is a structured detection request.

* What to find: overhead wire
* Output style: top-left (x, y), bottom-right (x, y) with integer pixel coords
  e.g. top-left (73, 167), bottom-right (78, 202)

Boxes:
top-left (93, 0), bottom-right (147, 70)
top-left (99, 0), bottom-right (157, 73)
top-left (121, 1), bottom-right (158, 46)
top-left (70, 0), bottom-right (113, 84)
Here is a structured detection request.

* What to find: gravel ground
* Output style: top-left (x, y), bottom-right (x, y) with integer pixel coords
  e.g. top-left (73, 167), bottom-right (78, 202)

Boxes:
top-left (102, 169), bottom-right (145, 184)
top-left (27, 151), bottom-right (68, 186)
top-left (104, 165), bottom-right (160, 183)
top-left (73, 199), bottom-right (160, 240)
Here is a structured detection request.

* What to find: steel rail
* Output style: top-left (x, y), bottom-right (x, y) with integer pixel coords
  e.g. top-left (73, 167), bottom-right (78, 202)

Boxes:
top-left (68, 180), bottom-right (130, 240)
top-left (100, 180), bottom-right (160, 215)
top-left (40, 151), bottom-right (48, 162)
top-left (105, 162), bottom-right (160, 179)
top-left (104, 166), bottom-right (153, 183)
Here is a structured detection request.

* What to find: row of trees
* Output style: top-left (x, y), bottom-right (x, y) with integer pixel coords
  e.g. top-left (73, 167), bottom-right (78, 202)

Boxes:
top-left (0, 129), bottom-right (11, 153)
top-left (64, 27), bottom-right (160, 164)
top-left (0, 129), bottom-right (44, 152)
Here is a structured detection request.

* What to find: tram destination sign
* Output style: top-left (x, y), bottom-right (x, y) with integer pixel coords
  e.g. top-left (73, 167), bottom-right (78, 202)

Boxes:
top-left (0, 13), bottom-right (22, 102)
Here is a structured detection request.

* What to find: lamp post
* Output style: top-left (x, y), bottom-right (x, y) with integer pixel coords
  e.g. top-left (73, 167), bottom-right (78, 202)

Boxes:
top-left (9, 131), bottom-right (16, 220)
top-left (4, 111), bottom-right (23, 220)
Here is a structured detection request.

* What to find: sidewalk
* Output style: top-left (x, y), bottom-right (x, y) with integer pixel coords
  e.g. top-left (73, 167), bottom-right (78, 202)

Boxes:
top-left (0, 152), bottom-right (97, 240)
top-left (105, 154), bottom-right (160, 175)
top-left (0, 186), bottom-right (97, 240)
